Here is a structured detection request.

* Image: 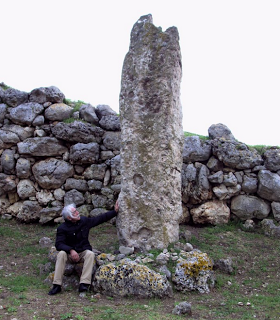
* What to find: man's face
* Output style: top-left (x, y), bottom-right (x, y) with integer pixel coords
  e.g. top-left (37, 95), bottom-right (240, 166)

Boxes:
top-left (68, 208), bottom-right (81, 222)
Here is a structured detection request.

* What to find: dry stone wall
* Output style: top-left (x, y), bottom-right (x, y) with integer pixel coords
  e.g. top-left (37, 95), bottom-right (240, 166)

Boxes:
top-left (1, 85), bottom-right (280, 230)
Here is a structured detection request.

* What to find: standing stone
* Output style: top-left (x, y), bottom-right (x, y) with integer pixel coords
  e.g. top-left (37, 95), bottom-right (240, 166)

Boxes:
top-left (118, 15), bottom-right (183, 250)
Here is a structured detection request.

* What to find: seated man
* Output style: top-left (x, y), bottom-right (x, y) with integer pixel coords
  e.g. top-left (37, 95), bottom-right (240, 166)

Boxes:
top-left (48, 201), bottom-right (119, 295)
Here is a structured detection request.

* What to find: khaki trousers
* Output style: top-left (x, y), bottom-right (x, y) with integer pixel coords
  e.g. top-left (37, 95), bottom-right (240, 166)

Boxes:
top-left (53, 250), bottom-right (95, 285)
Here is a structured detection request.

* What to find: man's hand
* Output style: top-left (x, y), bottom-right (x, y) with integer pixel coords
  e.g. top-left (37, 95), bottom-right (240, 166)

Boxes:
top-left (70, 249), bottom-right (80, 262)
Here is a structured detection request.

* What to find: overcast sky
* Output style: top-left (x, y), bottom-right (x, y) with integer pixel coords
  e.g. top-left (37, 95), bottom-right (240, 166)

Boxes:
top-left (1, 0), bottom-right (280, 146)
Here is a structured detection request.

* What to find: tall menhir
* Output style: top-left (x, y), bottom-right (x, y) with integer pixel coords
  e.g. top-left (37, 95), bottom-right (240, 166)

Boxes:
top-left (118, 14), bottom-right (183, 250)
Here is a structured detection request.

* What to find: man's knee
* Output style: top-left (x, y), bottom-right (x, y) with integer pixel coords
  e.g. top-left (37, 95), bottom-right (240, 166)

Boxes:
top-left (57, 250), bottom-right (67, 261)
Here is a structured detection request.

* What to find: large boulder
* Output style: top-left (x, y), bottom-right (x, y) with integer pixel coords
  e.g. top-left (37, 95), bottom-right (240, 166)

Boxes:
top-left (79, 104), bottom-right (99, 125)
top-left (1, 88), bottom-right (28, 107)
top-left (8, 102), bottom-right (44, 125)
top-left (51, 121), bottom-right (104, 143)
top-left (17, 137), bottom-right (67, 156)
top-left (17, 200), bottom-right (42, 223)
top-left (183, 136), bottom-right (211, 163)
top-left (263, 148), bottom-right (280, 172)
top-left (44, 103), bottom-right (73, 121)
top-left (29, 86), bottom-right (65, 104)
top-left (212, 139), bottom-right (263, 169)
top-left (257, 170), bottom-right (280, 202)
top-left (93, 260), bottom-right (172, 298)
top-left (231, 195), bottom-right (271, 220)
top-left (32, 158), bottom-right (74, 189)
top-left (208, 123), bottom-right (235, 141)
top-left (190, 200), bottom-right (230, 225)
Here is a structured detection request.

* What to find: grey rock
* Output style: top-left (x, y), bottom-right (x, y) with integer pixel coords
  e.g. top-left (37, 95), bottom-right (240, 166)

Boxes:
top-left (36, 190), bottom-right (55, 205)
top-left (172, 301), bottom-right (192, 316)
top-left (0, 173), bottom-right (17, 196)
top-left (263, 148), bottom-right (280, 172)
top-left (119, 246), bottom-right (134, 255)
top-left (1, 149), bottom-right (15, 174)
top-left (39, 237), bottom-right (53, 248)
top-left (257, 170), bottom-right (280, 202)
top-left (29, 86), bottom-right (65, 104)
top-left (99, 115), bottom-right (120, 131)
top-left (208, 123), bottom-right (235, 140)
top-left (1, 124), bottom-right (34, 141)
top-left (183, 136), bottom-right (211, 163)
top-left (32, 115), bottom-right (45, 126)
top-left (242, 174), bottom-right (258, 194)
top-left (271, 202), bottom-right (280, 221)
top-left (18, 137), bottom-right (67, 156)
top-left (214, 257), bottom-right (234, 274)
top-left (32, 158), bottom-right (74, 189)
top-left (0, 103), bottom-right (7, 123)
top-left (92, 194), bottom-right (108, 208)
top-left (1, 88), bottom-right (28, 107)
top-left (17, 200), bottom-right (42, 223)
top-left (208, 171), bottom-right (223, 184)
top-left (64, 189), bottom-right (85, 206)
top-left (207, 156), bottom-right (224, 172)
top-left (79, 104), bottom-right (99, 125)
top-left (231, 195), bottom-right (270, 220)
top-left (223, 172), bottom-right (238, 187)
top-left (260, 219), bottom-right (280, 238)
top-left (212, 139), bottom-right (263, 170)
top-left (51, 121), bottom-right (104, 143)
top-left (69, 142), bottom-right (99, 164)
top-left (95, 104), bottom-right (117, 119)
top-left (8, 102), bottom-right (44, 125)
top-left (102, 131), bottom-right (121, 151)
top-left (44, 103), bottom-right (73, 121)
top-left (64, 178), bottom-right (88, 192)
top-left (39, 207), bottom-right (62, 224)
top-left (87, 179), bottom-right (103, 191)
top-left (84, 163), bottom-right (107, 180)
top-left (17, 179), bottom-right (36, 199)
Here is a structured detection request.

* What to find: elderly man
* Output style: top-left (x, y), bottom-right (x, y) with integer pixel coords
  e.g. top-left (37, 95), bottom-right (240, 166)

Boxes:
top-left (48, 201), bottom-right (119, 295)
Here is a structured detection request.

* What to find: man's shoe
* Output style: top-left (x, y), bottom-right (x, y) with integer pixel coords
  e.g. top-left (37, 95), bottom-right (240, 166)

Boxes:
top-left (48, 284), bottom-right (61, 295)
top-left (79, 283), bottom-right (90, 292)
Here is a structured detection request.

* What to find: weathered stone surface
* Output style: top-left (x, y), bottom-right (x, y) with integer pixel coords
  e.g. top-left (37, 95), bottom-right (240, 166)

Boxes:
top-left (95, 104), bottom-right (117, 119)
top-left (190, 200), bottom-right (230, 225)
top-left (64, 189), bottom-right (85, 206)
top-left (64, 178), bottom-right (88, 192)
top-left (207, 156), bottom-right (224, 172)
top-left (260, 219), bottom-right (280, 238)
top-left (271, 202), bottom-right (280, 221)
top-left (1, 88), bottom-right (28, 107)
top-left (182, 164), bottom-right (212, 204)
top-left (16, 158), bottom-right (31, 178)
top-left (51, 121), bottom-right (104, 143)
top-left (39, 207), bottom-right (62, 224)
top-left (208, 171), bottom-right (223, 184)
top-left (32, 115), bottom-right (45, 126)
top-left (93, 260), bottom-right (172, 297)
top-left (0, 129), bottom-right (20, 148)
top-left (231, 195), bottom-right (270, 220)
top-left (118, 15), bottom-right (183, 250)
top-left (263, 148), bottom-right (280, 172)
top-left (32, 158), bottom-right (74, 189)
top-left (242, 174), bottom-right (258, 194)
top-left (99, 115), bottom-right (120, 131)
top-left (0, 103), bottom-right (7, 123)
top-left (257, 170), bottom-right (280, 202)
top-left (1, 124), bottom-right (34, 141)
top-left (44, 103), bottom-right (73, 121)
top-left (172, 250), bottom-right (215, 294)
top-left (8, 102), bottom-right (44, 125)
top-left (36, 190), bottom-right (55, 205)
top-left (212, 139), bottom-right (263, 169)
top-left (79, 104), bottom-right (99, 125)
top-left (208, 123), bottom-right (235, 141)
top-left (17, 200), bottom-right (42, 223)
top-left (69, 142), bottom-right (99, 164)
top-left (172, 302), bottom-right (192, 316)
top-left (17, 179), bottom-right (36, 199)
top-left (0, 173), bottom-right (17, 196)
top-left (213, 184), bottom-right (241, 200)
top-left (29, 86), bottom-right (65, 104)
top-left (83, 163), bottom-right (107, 181)
top-left (1, 149), bottom-right (15, 174)
top-left (102, 131), bottom-right (121, 151)
top-left (183, 136), bottom-right (211, 163)
top-left (18, 137), bottom-right (67, 156)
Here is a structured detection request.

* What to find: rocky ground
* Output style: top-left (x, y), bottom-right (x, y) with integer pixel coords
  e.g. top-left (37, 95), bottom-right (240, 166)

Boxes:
top-left (0, 219), bottom-right (280, 320)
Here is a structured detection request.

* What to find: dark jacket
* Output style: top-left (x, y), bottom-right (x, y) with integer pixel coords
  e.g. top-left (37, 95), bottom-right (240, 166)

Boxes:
top-left (55, 210), bottom-right (117, 253)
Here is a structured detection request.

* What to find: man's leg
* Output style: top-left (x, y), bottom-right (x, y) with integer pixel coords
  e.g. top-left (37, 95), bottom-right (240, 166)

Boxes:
top-left (53, 251), bottom-right (68, 285)
top-left (79, 250), bottom-right (95, 284)
top-left (48, 250), bottom-right (67, 295)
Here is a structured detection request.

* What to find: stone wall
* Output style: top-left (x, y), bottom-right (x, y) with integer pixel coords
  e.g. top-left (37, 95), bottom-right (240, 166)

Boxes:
top-left (1, 85), bottom-right (280, 226)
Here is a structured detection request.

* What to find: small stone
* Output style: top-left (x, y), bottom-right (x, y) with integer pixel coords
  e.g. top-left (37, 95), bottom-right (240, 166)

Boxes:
top-left (238, 302), bottom-right (244, 306)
